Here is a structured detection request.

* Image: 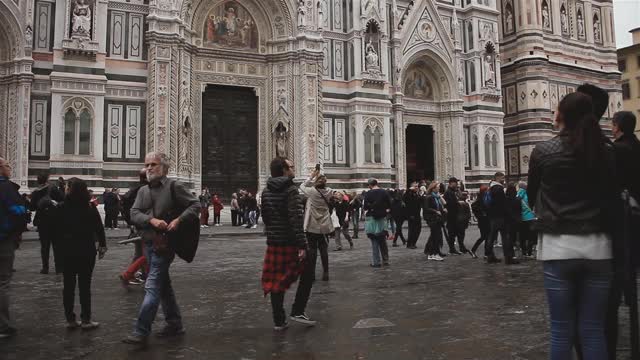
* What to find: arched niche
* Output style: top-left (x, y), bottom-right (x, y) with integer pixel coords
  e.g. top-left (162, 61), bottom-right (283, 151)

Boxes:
top-left (0, 1), bottom-right (26, 61)
top-left (188, 0), bottom-right (294, 52)
top-left (401, 51), bottom-right (454, 101)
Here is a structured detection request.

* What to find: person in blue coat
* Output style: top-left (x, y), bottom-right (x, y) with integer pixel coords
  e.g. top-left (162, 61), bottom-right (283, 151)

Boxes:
top-left (517, 182), bottom-right (536, 257)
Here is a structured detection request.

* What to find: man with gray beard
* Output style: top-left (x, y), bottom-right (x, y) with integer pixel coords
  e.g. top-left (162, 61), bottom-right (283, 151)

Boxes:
top-left (123, 152), bottom-right (200, 345)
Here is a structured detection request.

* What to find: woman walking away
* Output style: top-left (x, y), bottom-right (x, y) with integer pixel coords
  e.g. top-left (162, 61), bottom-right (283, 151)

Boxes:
top-left (55, 178), bottom-right (107, 330)
top-left (528, 91), bottom-right (617, 360)
top-left (504, 184), bottom-right (521, 265)
top-left (391, 190), bottom-right (407, 247)
top-left (423, 181), bottom-right (446, 261)
top-left (517, 182), bottom-right (536, 257)
top-left (470, 185), bottom-right (490, 259)
top-left (363, 179), bottom-right (391, 267)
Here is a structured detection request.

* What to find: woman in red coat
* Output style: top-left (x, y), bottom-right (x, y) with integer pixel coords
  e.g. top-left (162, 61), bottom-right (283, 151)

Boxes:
top-left (212, 194), bottom-right (224, 226)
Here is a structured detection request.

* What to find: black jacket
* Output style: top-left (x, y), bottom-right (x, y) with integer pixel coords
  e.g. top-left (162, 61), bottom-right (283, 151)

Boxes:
top-left (613, 134), bottom-right (640, 200)
top-left (390, 198), bottom-right (405, 220)
top-left (260, 176), bottom-right (306, 249)
top-left (55, 201), bottom-right (106, 257)
top-left (505, 196), bottom-right (522, 226)
top-left (443, 188), bottom-right (459, 220)
top-left (403, 190), bottom-right (422, 220)
top-left (486, 182), bottom-right (507, 219)
top-left (528, 134), bottom-right (617, 234)
top-left (30, 184), bottom-right (64, 228)
top-left (335, 200), bottom-right (350, 227)
top-left (423, 194), bottom-right (444, 225)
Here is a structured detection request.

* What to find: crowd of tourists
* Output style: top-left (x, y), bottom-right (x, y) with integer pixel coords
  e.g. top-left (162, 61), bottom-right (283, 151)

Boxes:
top-left (0, 82), bottom-right (639, 359)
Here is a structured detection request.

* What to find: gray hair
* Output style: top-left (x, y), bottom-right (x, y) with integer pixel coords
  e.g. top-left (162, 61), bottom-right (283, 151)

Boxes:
top-left (518, 181), bottom-right (527, 190)
top-left (146, 152), bottom-right (170, 170)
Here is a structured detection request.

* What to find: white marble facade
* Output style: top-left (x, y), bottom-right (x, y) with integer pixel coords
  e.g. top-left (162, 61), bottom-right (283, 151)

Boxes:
top-left (0, 0), bottom-right (619, 192)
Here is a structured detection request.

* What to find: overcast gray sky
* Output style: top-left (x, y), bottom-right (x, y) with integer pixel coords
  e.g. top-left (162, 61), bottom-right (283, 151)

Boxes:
top-left (614, 0), bottom-right (640, 48)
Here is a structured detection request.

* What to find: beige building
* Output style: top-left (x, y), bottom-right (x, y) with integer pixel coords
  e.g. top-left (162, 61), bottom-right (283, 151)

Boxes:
top-left (618, 27), bottom-right (640, 135)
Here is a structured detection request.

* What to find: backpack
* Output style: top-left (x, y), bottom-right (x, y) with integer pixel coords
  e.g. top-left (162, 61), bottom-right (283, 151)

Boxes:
top-left (483, 190), bottom-right (493, 208)
top-left (166, 181), bottom-right (200, 263)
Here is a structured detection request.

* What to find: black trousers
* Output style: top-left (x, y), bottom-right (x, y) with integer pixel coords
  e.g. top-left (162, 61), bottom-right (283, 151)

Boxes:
top-left (425, 222), bottom-right (444, 255)
top-left (393, 218), bottom-right (406, 244)
top-left (446, 219), bottom-right (460, 252)
top-left (304, 233), bottom-right (328, 275)
top-left (406, 217), bottom-right (422, 247)
top-left (214, 213), bottom-right (221, 225)
top-left (486, 217), bottom-right (508, 258)
top-left (63, 255), bottom-right (96, 323)
top-left (38, 228), bottom-right (61, 272)
top-left (472, 219), bottom-right (490, 253)
top-left (518, 221), bottom-right (536, 256)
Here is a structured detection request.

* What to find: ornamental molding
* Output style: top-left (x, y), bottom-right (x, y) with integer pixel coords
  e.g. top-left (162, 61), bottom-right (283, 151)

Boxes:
top-left (107, 1), bottom-right (149, 14)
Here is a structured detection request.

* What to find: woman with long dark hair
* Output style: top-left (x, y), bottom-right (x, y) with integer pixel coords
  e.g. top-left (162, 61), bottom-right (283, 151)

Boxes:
top-left (470, 185), bottom-right (490, 259)
top-left (528, 92), bottom-right (616, 359)
top-left (55, 178), bottom-right (107, 330)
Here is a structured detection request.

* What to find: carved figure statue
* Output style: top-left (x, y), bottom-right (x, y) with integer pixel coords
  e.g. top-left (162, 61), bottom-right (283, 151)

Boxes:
top-left (577, 12), bottom-right (585, 38)
top-left (560, 6), bottom-right (568, 34)
top-left (365, 40), bottom-right (378, 69)
top-left (542, 6), bottom-right (550, 29)
top-left (297, 0), bottom-right (306, 27)
top-left (505, 6), bottom-right (514, 33)
top-left (317, 0), bottom-right (324, 29)
top-left (484, 55), bottom-right (495, 86)
top-left (275, 123), bottom-right (288, 158)
top-left (362, 0), bottom-right (374, 14)
top-left (594, 18), bottom-right (601, 42)
top-left (72, 0), bottom-right (92, 37)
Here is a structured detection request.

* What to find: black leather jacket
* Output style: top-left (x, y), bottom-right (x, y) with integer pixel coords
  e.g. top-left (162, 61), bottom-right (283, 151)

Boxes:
top-left (260, 176), bottom-right (307, 248)
top-left (527, 134), bottom-right (617, 234)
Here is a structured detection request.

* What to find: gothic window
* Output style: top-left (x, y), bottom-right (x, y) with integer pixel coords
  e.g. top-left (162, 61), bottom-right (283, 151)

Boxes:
top-left (491, 135), bottom-right (498, 167)
top-left (64, 105), bottom-right (92, 156)
top-left (364, 127), bottom-right (372, 162)
top-left (473, 134), bottom-right (479, 167)
top-left (364, 122), bottom-right (383, 164)
top-left (466, 60), bottom-right (476, 94)
top-left (467, 21), bottom-right (474, 50)
top-left (484, 134), bottom-right (491, 167)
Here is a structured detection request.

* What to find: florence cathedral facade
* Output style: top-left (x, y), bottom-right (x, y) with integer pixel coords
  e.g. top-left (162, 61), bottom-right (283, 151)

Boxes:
top-left (0, 0), bottom-right (622, 196)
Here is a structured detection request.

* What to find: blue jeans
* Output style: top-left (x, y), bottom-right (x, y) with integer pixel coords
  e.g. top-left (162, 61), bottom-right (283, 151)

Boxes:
top-left (543, 259), bottom-right (613, 360)
top-left (367, 233), bottom-right (388, 266)
top-left (134, 243), bottom-right (182, 337)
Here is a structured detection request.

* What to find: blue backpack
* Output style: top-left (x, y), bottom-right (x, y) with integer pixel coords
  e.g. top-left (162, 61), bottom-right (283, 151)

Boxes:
top-left (483, 189), bottom-right (493, 208)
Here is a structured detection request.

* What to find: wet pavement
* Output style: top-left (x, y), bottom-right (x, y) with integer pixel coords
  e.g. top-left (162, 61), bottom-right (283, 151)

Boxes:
top-left (0, 227), bottom-right (631, 359)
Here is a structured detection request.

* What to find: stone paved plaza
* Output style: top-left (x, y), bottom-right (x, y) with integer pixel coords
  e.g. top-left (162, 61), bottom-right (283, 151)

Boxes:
top-left (0, 227), bottom-right (632, 360)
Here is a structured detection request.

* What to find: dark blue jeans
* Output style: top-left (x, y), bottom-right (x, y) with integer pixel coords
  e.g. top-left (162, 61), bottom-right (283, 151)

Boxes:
top-left (543, 259), bottom-right (613, 360)
top-left (133, 243), bottom-right (182, 337)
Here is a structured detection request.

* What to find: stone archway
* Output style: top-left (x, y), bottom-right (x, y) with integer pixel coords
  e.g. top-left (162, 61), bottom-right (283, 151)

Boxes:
top-left (0, 1), bottom-right (33, 189)
top-left (394, 51), bottom-right (464, 188)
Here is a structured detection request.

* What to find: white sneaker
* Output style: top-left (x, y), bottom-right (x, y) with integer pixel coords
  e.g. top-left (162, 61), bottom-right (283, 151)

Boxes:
top-left (251, 225), bottom-right (257, 229)
top-left (290, 313), bottom-right (316, 326)
top-left (427, 255), bottom-right (434, 261)
top-left (432, 254), bottom-right (444, 261)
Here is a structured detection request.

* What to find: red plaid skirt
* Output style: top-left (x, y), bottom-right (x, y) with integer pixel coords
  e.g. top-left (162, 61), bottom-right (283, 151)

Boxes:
top-left (261, 245), bottom-right (305, 296)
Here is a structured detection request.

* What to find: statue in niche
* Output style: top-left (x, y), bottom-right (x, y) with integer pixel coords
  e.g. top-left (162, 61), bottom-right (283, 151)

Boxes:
top-left (297, 0), bottom-right (306, 27)
top-left (484, 55), bottom-right (495, 87)
top-left (365, 40), bottom-right (379, 70)
top-left (317, 1), bottom-right (324, 29)
top-left (277, 89), bottom-right (287, 109)
top-left (577, 11), bottom-right (585, 38)
top-left (542, 2), bottom-right (550, 30)
top-left (362, 0), bottom-right (375, 14)
top-left (71, 0), bottom-right (92, 38)
top-left (594, 17), bottom-right (601, 42)
top-left (505, 4), bottom-right (514, 33)
top-left (481, 23), bottom-right (493, 41)
top-left (179, 116), bottom-right (192, 173)
top-left (274, 122), bottom-right (288, 158)
top-left (560, 6), bottom-right (568, 34)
